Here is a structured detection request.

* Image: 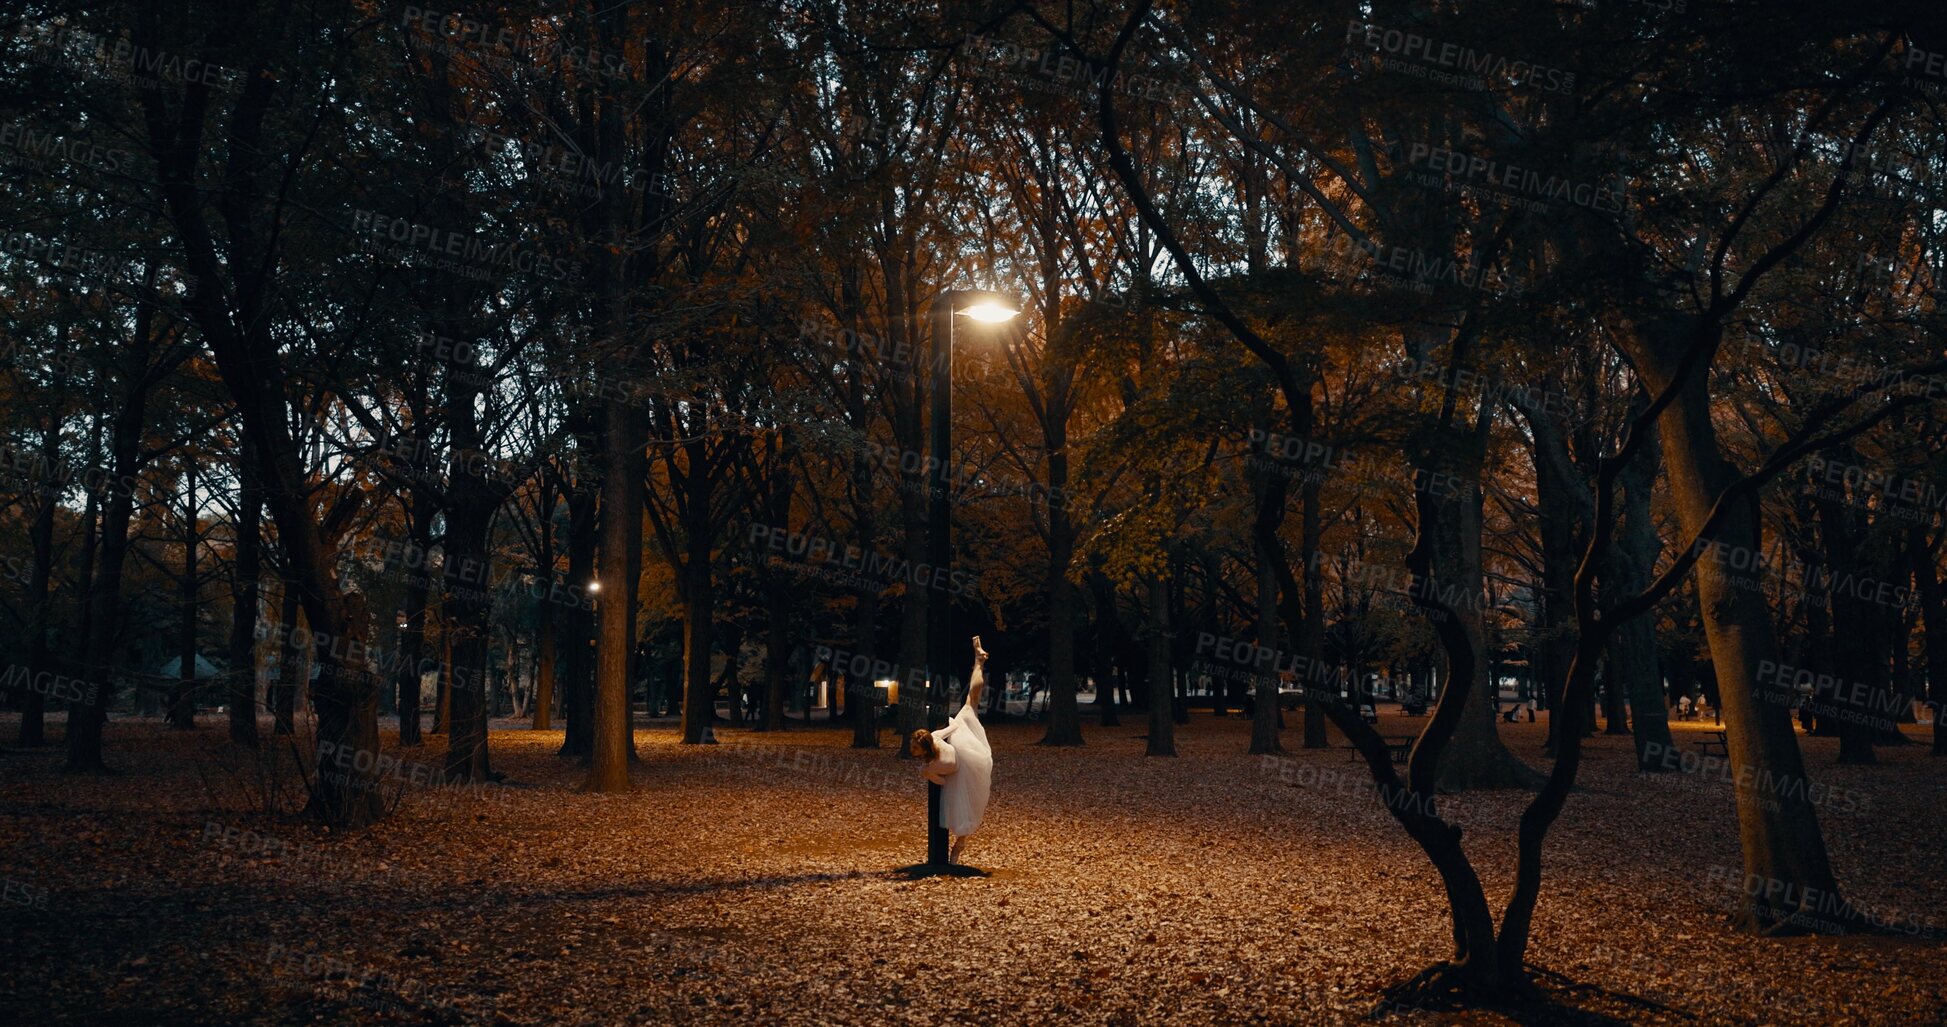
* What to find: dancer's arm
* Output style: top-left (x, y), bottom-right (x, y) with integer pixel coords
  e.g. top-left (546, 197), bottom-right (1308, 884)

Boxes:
top-left (967, 635), bottom-right (989, 710)
top-left (923, 740), bottom-right (957, 780)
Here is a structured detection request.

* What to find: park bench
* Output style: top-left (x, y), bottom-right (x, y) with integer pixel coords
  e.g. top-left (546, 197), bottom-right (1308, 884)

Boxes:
top-left (1694, 729), bottom-right (1729, 757)
top-left (1348, 733), bottom-right (1417, 765)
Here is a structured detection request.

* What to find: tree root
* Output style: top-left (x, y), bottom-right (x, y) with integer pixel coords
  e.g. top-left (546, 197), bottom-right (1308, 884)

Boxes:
top-left (1375, 961), bottom-right (1682, 1024)
top-left (1376, 960), bottom-right (1527, 1016)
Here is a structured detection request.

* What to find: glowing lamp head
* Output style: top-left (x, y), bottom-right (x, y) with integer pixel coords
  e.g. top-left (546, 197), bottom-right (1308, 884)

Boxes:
top-left (587, 580), bottom-right (602, 593)
top-left (961, 299), bottom-right (1019, 323)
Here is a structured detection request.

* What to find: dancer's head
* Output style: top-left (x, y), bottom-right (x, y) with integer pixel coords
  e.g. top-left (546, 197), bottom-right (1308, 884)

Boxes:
top-left (908, 729), bottom-right (937, 760)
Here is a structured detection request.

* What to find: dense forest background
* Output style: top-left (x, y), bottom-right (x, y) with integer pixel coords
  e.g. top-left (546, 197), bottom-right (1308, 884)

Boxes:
top-left (2, 0), bottom-right (1944, 1000)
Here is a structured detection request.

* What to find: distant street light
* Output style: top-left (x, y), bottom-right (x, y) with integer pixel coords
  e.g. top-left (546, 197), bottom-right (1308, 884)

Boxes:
top-left (587, 580), bottom-right (602, 593)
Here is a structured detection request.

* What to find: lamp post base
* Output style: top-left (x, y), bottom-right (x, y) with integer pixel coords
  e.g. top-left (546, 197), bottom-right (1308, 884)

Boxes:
top-left (891, 861), bottom-right (988, 879)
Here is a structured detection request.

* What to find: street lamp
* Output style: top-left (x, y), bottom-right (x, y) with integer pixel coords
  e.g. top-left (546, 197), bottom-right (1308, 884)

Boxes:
top-left (961, 298), bottom-right (1019, 323)
top-left (912, 288), bottom-right (1017, 875)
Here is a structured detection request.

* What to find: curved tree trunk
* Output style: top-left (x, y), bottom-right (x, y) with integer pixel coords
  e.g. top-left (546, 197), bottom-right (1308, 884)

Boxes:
top-left (1527, 401), bottom-right (1585, 758)
top-left (139, 46), bottom-right (379, 825)
top-left (1398, 331), bottom-right (1541, 792)
top-left (1427, 434), bottom-right (1544, 792)
top-left (1609, 422), bottom-right (1674, 766)
top-left (1625, 314), bottom-right (1850, 931)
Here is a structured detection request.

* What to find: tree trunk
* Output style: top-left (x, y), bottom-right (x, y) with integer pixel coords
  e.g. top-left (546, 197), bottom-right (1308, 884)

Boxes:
top-left (671, 454), bottom-right (720, 745)
top-left (851, 570), bottom-right (882, 748)
top-left (1397, 330), bottom-right (1541, 792)
top-left (311, 592), bottom-right (383, 827)
top-left (62, 473), bottom-right (101, 743)
top-left (432, 628), bottom-right (450, 736)
top-left (713, 620), bottom-right (745, 728)
top-left (560, 464), bottom-right (599, 759)
top-left (534, 600), bottom-right (556, 731)
top-left (1089, 572), bottom-right (1121, 727)
top-left (591, 398), bottom-right (647, 787)
top-left (1908, 526), bottom-right (1947, 756)
top-left (1249, 521), bottom-right (1282, 754)
top-left (1609, 423), bottom-right (1673, 764)
top-left (227, 451), bottom-right (263, 748)
top-left (761, 575), bottom-right (790, 731)
top-left (65, 324), bottom-right (156, 772)
top-left (1882, 595), bottom-right (1916, 743)
top-left (1623, 313), bottom-right (1850, 931)
top-left (439, 320), bottom-right (502, 785)
top-left (273, 585), bottom-right (300, 735)
top-left (395, 492), bottom-right (433, 747)
top-left (1527, 402), bottom-right (1587, 758)
top-left (1145, 574), bottom-right (1175, 757)
top-left (1243, 442), bottom-right (1287, 752)
top-left (140, 62), bottom-right (378, 825)
top-left (847, 398), bottom-right (882, 747)
top-left (1424, 433), bottom-right (1543, 792)
top-left (441, 502), bottom-right (494, 784)
top-left (531, 475), bottom-right (558, 732)
top-left (1039, 529), bottom-right (1084, 745)
top-left (169, 463), bottom-right (199, 731)
top-left (16, 424), bottom-right (58, 747)
top-left (1299, 477), bottom-right (1329, 749)
top-left (1815, 495), bottom-right (1879, 766)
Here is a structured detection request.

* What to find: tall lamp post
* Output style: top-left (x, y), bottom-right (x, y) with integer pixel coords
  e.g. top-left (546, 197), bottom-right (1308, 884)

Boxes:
top-left (915, 289), bottom-right (1017, 874)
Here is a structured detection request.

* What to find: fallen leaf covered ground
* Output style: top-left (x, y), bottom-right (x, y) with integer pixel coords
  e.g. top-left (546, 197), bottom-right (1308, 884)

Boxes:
top-left (1, 711), bottom-right (1942, 1025)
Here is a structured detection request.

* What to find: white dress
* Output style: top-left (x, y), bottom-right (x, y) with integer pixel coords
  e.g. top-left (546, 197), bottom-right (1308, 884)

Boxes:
top-left (924, 703), bottom-right (993, 836)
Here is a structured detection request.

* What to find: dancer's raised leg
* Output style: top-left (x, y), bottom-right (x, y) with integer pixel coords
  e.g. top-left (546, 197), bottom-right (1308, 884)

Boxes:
top-left (968, 635), bottom-right (989, 710)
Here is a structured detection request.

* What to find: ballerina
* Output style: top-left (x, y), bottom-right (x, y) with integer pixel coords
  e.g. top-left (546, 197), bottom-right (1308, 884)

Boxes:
top-left (909, 635), bottom-right (995, 865)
